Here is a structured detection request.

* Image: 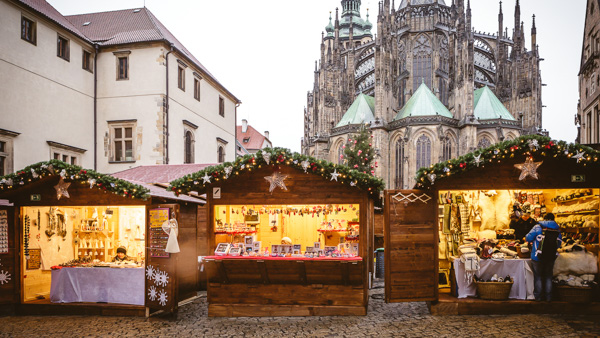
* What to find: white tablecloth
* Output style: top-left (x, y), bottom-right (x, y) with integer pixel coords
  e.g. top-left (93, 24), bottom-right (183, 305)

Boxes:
top-left (454, 258), bottom-right (534, 300)
top-left (50, 267), bottom-right (144, 305)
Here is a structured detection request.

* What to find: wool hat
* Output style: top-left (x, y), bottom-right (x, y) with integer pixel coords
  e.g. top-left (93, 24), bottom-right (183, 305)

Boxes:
top-left (117, 246), bottom-right (127, 254)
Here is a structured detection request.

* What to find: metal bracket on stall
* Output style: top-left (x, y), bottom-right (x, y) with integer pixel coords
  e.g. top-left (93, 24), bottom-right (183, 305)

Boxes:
top-left (391, 192), bottom-right (432, 205)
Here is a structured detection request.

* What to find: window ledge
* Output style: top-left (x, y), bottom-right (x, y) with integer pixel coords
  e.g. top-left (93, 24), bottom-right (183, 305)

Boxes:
top-left (108, 160), bottom-right (136, 164)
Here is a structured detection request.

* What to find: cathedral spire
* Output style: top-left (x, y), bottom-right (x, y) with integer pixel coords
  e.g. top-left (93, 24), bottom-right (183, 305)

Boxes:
top-left (514, 0), bottom-right (521, 33)
top-left (531, 14), bottom-right (537, 51)
top-left (498, 1), bottom-right (503, 38)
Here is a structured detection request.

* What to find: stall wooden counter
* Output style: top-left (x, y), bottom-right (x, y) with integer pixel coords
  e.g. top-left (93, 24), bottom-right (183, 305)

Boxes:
top-left (169, 149), bottom-right (384, 317)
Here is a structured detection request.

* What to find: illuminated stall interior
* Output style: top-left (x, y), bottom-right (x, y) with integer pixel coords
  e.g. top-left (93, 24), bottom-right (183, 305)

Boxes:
top-left (438, 188), bottom-right (600, 274)
top-left (213, 204), bottom-right (361, 257)
top-left (21, 205), bottom-right (146, 302)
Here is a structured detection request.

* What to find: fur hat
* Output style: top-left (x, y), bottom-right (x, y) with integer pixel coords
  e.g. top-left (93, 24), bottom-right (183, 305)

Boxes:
top-left (117, 246), bottom-right (127, 254)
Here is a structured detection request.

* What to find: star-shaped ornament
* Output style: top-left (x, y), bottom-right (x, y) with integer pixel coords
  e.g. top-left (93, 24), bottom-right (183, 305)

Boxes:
top-left (514, 157), bottom-right (543, 181)
top-left (473, 154), bottom-right (483, 167)
top-left (262, 152), bottom-right (272, 165)
top-left (202, 173), bottom-right (211, 184)
top-left (330, 169), bottom-right (340, 181)
top-left (54, 178), bottom-right (71, 200)
top-left (264, 172), bottom-right (289, 193)
top-left (572, 151), bottom-right (586, 163)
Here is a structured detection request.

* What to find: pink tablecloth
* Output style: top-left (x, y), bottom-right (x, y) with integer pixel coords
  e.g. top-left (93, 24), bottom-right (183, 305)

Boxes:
top-left (205, 255), bottom-right (362, 261)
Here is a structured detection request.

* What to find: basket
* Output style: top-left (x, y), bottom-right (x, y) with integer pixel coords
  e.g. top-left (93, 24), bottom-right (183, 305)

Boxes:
top-left (555, 285), bottom-right (593, 303)
top-left (475, 281), bottom-right (513, 300)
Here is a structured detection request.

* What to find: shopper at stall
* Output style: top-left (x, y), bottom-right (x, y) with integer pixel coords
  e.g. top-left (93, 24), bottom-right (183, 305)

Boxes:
top-left (112, 246), bottom-right (130, 262)
top-left (510, 211), bottom-right (537, 242)
top-left (526, 213), bottom-right (562, 301)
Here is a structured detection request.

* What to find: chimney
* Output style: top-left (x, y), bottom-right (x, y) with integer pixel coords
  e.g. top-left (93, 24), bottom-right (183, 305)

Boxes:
top-left (264, 131), bottom-right (270, 140)
top-left (242, 119), bottom-right (248, 133)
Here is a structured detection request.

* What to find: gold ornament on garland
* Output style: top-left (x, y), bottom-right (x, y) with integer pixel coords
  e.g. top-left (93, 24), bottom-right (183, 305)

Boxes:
top-left (514, 157), bottom-right (543, 181)
top-left (264, 172), bottom-right (288, 193)
top-left (54, 178), bottom-right (71, 200)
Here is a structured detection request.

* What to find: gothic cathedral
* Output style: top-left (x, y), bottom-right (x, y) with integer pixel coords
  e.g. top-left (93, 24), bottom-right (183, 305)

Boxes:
top-left (302, 0), bottom-right (543, 189)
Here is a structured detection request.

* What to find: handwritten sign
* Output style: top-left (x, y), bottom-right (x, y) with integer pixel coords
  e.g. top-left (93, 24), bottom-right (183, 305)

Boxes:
top-left (149, 208), bottom-right (170, 258)
top-left (27, 249), bottom-right (41, 269)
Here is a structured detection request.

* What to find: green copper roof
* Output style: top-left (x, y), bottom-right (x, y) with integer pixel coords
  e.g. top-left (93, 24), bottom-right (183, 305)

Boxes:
top-left (394, 83), bottom-right (453, 120)
top-left (335, 93), bottom-right (376, 127)
top-left (473, 86), bottom-right (516, 121)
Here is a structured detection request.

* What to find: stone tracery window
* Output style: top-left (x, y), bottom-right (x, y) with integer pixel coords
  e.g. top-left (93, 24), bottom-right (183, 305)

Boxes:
top-left (412, 35), bottom-right (432, 91)
top-left (337, 143), bottom-right (344, 165)
top-left (442, 137), bottom-right (453, 162)
top-left (395, 139), bottom-right (405, 189)
top-left (477, 137), bottom-right (492, 149)
top-left (416, 134), bottom-right (431, 170)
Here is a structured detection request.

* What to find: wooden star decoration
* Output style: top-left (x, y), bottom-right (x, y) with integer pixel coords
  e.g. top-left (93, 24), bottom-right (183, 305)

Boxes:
top-left (514, 157), bottom-right (543, 181)
top-left (264, 172), bottom-right (289, 193)
top-left (54, 178), bottom-right (71, 200)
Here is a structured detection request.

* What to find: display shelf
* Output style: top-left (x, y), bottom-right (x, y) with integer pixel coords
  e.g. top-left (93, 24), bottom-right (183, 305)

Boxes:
top-left (317, 229), bottom-right (348, 233)
top-left (345, 235), bottom-right (359, 241)
top-left (555, 195), bottom-right (598, 204)
top-left (215, 230), bottom-right (257, 235)
top-left (579, 227), bottom-right (599, 233)
top-left (556, 209), bottom-right (599, 216)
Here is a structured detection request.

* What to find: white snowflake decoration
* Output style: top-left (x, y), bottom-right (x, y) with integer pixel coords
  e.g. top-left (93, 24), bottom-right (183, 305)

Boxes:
top-left (224, 166), bottom-right (233, 178)
top-left (428, 173), bottom-right (437, 184)
top-left (473, 154), bottom-right (483, 167)
top-left (158, 289), bottom-right (168, 306)
top-left (528, 139), bottom-right (539, 150)
top-left (0, 270), bottom-right (11, 285)
top-left (148, 285), bottom-right (157, 301)
top-left (31, 169), bottom-right (39, 179)
top-left (154, 270), bottom-right (169, 287)
top-left (146, 265), bottom-right (155, 280)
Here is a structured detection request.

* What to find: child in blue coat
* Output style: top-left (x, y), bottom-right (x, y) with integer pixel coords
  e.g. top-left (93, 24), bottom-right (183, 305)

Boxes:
top-left (526, 213), bottom-right (562, 301)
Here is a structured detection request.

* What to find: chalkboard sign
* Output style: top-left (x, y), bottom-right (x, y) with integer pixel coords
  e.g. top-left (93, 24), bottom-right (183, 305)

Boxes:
top-left (149, 208), bottom-right (170, 258)
top-left (27, 248), bottom-right (41, 270)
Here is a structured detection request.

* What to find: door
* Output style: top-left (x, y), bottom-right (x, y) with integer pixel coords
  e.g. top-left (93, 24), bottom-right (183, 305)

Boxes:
top-left (145, 204), bottom-right (179, 316)
top-left (384, 190), bottom-right (438, 303)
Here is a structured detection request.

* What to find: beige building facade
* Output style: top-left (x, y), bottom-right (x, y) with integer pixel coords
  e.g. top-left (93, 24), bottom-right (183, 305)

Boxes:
top-left (578, 0), bottom-right (600, 146)
top-left (0, 0), bottom-right (240, 176)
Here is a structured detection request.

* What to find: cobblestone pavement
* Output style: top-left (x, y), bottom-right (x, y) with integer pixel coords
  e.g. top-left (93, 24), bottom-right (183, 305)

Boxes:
top-left (1, 285), bottom-right (600, 337)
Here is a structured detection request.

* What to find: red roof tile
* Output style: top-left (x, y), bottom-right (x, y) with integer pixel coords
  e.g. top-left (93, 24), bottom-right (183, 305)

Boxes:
top-left (236, 125), bottom-right (270, 151)
top-left (111, 164), bottom-right (214, 184)
top-left (17, 0), bottom-right (90, 42)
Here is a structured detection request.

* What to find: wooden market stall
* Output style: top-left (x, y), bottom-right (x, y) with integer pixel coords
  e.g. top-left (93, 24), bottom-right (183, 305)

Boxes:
top-left (0, 160), bottom-right (205, 317)
top-left (384, 135), bottom-right (600, 315)
top-left (169, 148), bottom-right (384, 317)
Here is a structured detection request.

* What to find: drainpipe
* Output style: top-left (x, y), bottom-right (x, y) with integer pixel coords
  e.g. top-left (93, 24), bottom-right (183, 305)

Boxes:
top-left (235, 102), bottom-right (241, 159)
top-left (165, 44), bottom-right (174, 164)
top-left (93, 43), bottom-right (99, 171)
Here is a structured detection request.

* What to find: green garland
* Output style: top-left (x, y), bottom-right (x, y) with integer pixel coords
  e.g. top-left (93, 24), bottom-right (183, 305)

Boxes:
top-left (0, 159), bottom-right (150, 200)
top-left (168, 147), bottom-right (385, 197)
top-left (415, 135), bottom-right (600, 188)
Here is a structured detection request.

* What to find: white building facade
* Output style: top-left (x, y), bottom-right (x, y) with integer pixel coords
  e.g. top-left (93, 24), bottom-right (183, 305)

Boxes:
top-left (0, 0), bottom-right (240, 175)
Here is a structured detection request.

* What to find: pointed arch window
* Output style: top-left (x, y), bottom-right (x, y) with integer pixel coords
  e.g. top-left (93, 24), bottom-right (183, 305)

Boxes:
top-left (477, 137), bottom-right (492, 149)
top-left (442, 137), bottom-right (453, 162)
top-left (395, 139), bottom-right (405, 189)
top-left (412, 35), bottom-right (432, 91)
top-left (416, 134), bottom-right (431, 170)
top-left (218, 146), bottom-right (225, 163)
top-left (338, 143), bottom-right (344, 165)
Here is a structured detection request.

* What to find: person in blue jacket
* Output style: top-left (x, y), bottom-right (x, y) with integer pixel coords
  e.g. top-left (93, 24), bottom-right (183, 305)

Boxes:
top-left (526, 213), bottom-right (562, 301)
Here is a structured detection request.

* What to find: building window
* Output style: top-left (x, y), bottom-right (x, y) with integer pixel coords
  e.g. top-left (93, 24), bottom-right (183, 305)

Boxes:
top-left (21, 16), bottom-right (36, 45)
top-left (194, 78), bottom-right (200, 101)
top-left (477, 137), bottom-right (492, 149)
top-left (178, 66), bottom-right (185, 91)
top-left (438, 78), bottom-right (448, 106)
top-left (395, 139), bottom-right (405, 189)
top-left (219, 97), bottom-right (225, 117)
top-left (337, 144), bottom-right (344, 165)
top-left (596, 105), bottom-right (600, 143)
top-left (588, 112), bottom-right (593, 143)
top-left (217, 146), bottom-right (225, 163)
top-left (0, 141), bottom-right (7, 176)
top-left (416, 134), bottom-right (431, 170)
top-left (116, 56), bottom-right (129, 80)
top-left (57, 35), bottom-right (70, 61)
top-left (184, 130), bottom-right (194, 164)
top-left (412, 35), bottom-right (432, 91)
top-left (82, 50), bottom-right (92, 72)
top-left (442, 137), bottom-right (453, 161)
top-left (47, 141), bottom-right (84, 166)
top-left (109, 123), bottom-right (135, 162)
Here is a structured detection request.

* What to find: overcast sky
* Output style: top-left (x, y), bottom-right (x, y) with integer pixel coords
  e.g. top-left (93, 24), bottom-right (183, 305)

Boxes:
top-left (47, 0), bottom-right (585, 152)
